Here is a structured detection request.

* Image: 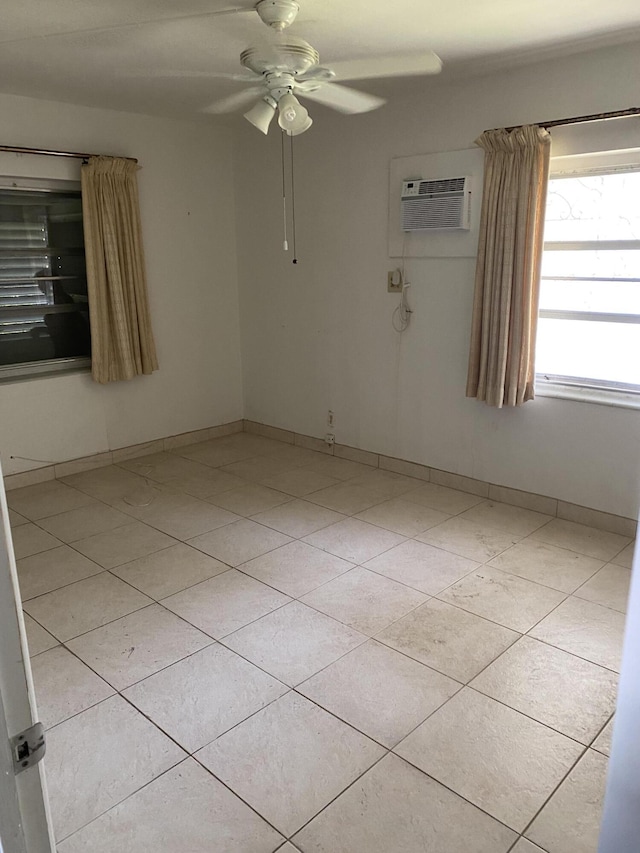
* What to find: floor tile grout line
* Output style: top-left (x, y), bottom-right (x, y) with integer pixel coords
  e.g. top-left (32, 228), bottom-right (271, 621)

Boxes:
top-left (188, 686), bottom-right (295, 753)
top-left (160, 585), bottom-right (294, 645)
top-left (154, 544), bottom-right (617, 704)
top-left (587, 710), bottom-right (615, 753)
top-left (154, 593), bottom-right (348, 691)
top-left (529, 526), bottom-right (633, 561)
top-left (429, 580), bottom-right (621, 678)
top-left (289, 746), bottom-right (523, 845)
top-left (298, 525), bottom-right (414, 568)
top-left (371, 597), bottom-right (620, 688)
top-left (188, 751), bottom-right (290, 843)
top-left (28, 510), bottom-right (182, 573)
top-left (572, 573), bottom-right (631, 615)
top-left (245, 503), bottom-right (351, 538)
top-left (59, 619), bottom-right (218, 694)
top-left (16, 500), bottom-right (128, 530)
top-left (213, 585), bottom-right (376, 678)
top-left (12, 431), bottom-right (638, 538)
top-left (375, 584), bottom-right (528, 638)
top-left (14, 448), bottom-right (623, 848)
top-left (509, 746), bottom-right (599, 848)
top-left (233, 559), bottom-right (357, 602)
top-left (24, 493), bottom-right (468, 606)
top-left (109, 557), bottom-right (235, 600)
top-left (21, 485), bottom-right (431, 654)
top-left (18, 563), bottom-right (107, 604)
top-left (214, 605), bottom-right (371, 681)
top-left (394, 751), bottom-right (549, 839)
top-left (484, 554), bottom-right (612, 599)
top-left (46, 645), bottom-right (582, 852)
top-left (118, 672), bottom-right (292, 764)
top-left (362, 526), bottom-right (603, 602)
top-left (291, 677), bottom-right (463, 753)
top-left (22, 543), bottom-right (233, 613)
top-left (370, 634), bottom-right (606, 751)
top-left (460, 683), bottom-right (599, 750)
top-left (53, 751), bottom-right (190, 846)
top-left (29, 598), bottom-right (158, 646)
top-left (49, 596), bottom-right (300, 848)
top-left (516, 632), bottom-right (620, 676)
top-left (284, 567), bottom-right (430, 631)
top-left (20, 484), bottom-right (623, 680)
top-left (346, 557), bottom-right (478, 597)
top-left (15, 457), bottom-right (632, 567)
top-left (431, 575), bottom-right (571, 635)
top-left (284, 748), bottom-right (393, 843)
top-left (395, 528), bottom-right (628, 639)
top-left (31, 672), bottom-right (117, 733)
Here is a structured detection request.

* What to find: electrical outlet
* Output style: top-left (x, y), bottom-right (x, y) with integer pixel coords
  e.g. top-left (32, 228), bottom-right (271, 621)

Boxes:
top-left (388, 271), bottom-right (402, 293)
top-left (327, 410), bottom-right (335, 428)
top-left (325, 433), bottom-right (335, 446)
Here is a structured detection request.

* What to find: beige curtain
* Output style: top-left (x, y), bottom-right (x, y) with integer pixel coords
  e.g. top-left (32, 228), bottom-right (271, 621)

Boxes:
top-left (466, 125), bottom-right (551, 407)
top-left (81, 156), bottom-right (158, 384)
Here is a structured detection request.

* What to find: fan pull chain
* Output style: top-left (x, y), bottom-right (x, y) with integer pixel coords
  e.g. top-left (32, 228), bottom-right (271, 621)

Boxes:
top-left (281, 129), bottom-right (288, 251)
top-left (289, 132), bottom-right (298, 264)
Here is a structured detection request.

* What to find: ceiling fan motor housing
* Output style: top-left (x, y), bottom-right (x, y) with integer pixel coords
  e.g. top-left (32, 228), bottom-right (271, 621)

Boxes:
top-left (240, 36), bottom-right (319, 77)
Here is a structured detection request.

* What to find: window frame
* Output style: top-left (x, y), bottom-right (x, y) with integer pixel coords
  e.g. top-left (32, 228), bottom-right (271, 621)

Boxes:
top-left (536, 158), bottom-right (640, 406)
top-left (0, 175), bottom-right (91, 384)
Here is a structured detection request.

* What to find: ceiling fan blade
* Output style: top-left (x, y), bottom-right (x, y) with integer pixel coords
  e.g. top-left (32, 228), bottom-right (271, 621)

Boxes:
top-left (123, 70), bottom-right (258, 82)
top-left (329, 52), bottom-right (442, 82)
top-left (0, 4), bottom-right (257, 47)
top-left (201, 87), bottom-right (265, 114)
top-left (297, 83), bottom-right (385, 115)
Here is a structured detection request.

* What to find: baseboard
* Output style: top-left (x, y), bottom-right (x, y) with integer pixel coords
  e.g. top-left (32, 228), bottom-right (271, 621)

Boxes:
top-left (3, 420), bottom-right (244, 491)
top-left (4, 416), bottom-right (634, 539)
top-left (243, 420), bottom-right (637, 538)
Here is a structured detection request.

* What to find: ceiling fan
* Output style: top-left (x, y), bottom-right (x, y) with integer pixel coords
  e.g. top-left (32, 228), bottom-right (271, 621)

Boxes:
top-left (194, 0), bottom-right (443, 135)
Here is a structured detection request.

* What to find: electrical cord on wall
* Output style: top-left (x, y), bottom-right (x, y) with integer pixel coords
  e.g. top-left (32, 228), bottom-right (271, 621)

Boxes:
top-left (392, 273), bottom-right (412, 332)
top-left (392, 231), bottom-right (413, 333)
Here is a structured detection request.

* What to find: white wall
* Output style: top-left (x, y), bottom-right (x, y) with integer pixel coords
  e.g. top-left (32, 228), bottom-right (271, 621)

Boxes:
top-left (0, 93), bottom-right (243, 475)
top-left (234, 41), bottom-right (640, 518)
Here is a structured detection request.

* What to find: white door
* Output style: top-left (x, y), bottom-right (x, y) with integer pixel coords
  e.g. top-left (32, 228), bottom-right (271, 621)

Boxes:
top-left (0, 463), bottom-right (55, 853)
top-left (598, 520), bottom-right (640, 852)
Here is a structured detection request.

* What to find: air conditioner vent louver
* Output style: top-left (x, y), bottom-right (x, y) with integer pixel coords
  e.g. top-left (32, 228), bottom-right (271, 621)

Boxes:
top-left (417, 177), bottom-right (465, 194)
top-left (401, 176), bottom-right (471, 231)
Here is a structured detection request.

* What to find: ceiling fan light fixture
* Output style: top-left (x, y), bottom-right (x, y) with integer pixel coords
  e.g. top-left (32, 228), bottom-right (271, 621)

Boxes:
top-left (286, 115), bottom-right (313, 136)
top-left (277, 93), bottom-right (312, 135)
top-left (243, 95), bottom-right (277, 134)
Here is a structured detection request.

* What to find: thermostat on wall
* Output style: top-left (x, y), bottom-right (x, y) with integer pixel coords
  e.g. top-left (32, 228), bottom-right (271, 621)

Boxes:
top-left (401, 175), bottom-right (472, 232)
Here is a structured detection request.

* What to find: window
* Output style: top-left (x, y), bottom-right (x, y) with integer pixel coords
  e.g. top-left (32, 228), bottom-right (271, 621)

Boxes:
top-left (536, 165), bottom-right (640, 401)
top-left (0, 178), bottom-right (90, 381)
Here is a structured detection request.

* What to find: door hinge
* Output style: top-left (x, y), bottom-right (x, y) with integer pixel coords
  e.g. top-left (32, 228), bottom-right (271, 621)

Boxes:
top-left (11, 722), bottom-right (45, 774)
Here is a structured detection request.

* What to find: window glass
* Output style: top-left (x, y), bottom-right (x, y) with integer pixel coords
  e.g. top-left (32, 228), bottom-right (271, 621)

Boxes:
top-left (537, 319), bottom-right (640, 386)
top-left (544, 171), bottom-right (640, 242)
top-left (539, 279), bottom-right (640, 315)
top-left (0, 186), bottom-right (90, 376)
top-left (537, 167), bottom-right (640, 395)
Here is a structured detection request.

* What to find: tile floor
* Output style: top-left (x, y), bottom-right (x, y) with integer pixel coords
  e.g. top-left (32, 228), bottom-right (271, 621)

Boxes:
top-left (7, 431), bottom-right (634, 852)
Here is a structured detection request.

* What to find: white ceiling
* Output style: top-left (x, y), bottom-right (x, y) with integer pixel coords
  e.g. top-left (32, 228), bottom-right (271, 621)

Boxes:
top-left (1, 0), bottom-right (640, 119)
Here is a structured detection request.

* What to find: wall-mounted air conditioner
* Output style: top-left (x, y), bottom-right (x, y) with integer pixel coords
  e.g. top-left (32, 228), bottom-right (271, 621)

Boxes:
top-left (401, 176), bottom-right (472, 232)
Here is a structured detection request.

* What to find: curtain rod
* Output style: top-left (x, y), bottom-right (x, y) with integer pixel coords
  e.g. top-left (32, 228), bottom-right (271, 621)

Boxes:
top-left (0, 144), bottom-right (137, 163)
top-left (492, 107), bottom-right (640, 134)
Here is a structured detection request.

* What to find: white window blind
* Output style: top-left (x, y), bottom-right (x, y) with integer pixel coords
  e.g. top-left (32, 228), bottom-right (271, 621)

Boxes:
top-left (0, 181), bottom-right (90, 380)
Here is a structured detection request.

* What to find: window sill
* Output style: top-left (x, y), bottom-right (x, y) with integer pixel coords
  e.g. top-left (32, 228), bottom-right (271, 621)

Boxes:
top-left (0, 357), bottom-right (91, 384)
top-left (535, 381), bottom-right (640, 410)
